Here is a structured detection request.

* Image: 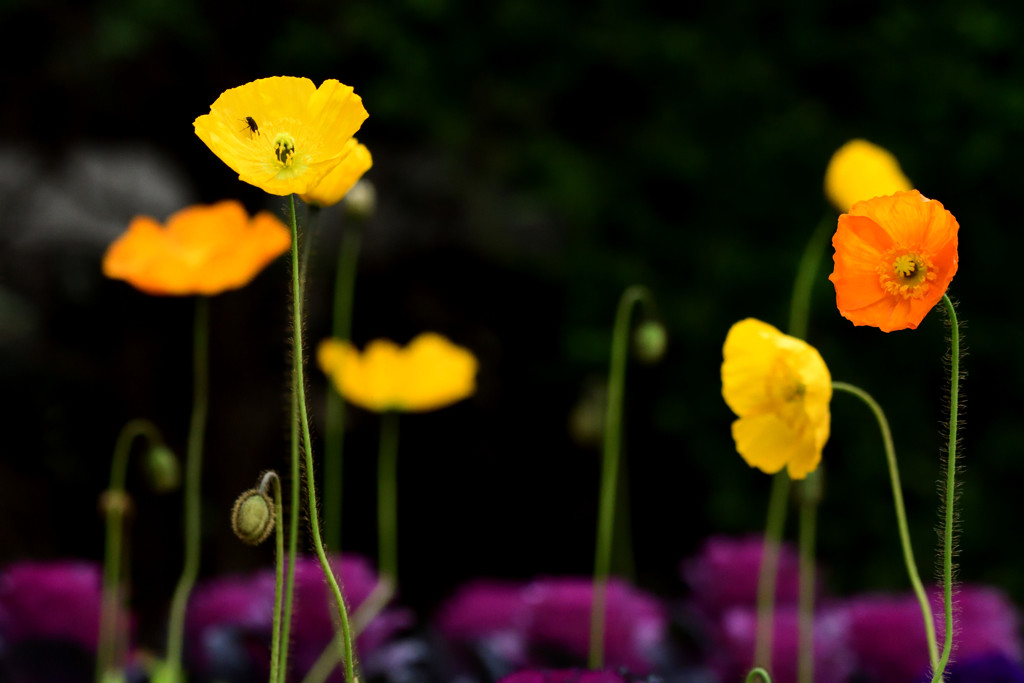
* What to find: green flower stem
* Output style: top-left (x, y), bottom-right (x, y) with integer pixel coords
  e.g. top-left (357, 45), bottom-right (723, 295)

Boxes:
top-left (932, 294), bottom-right (962, 683)
top-left (589, 284), bottom-right (655, 670)
top-left (783, 215), bottom-right (829, 681)
top-left (164, 295), bottom-right (210, 679)
top-left (796, 474), bottom-right (820, 683)
top-left (745, 668), bottom-right (773, 683)
top-left (787, 217), bottom-right (831, 342)
top-left (379, 411), bottom-right (400, 585)
top-left (832, 381), bottom-right (939, 670)
top-left (288, 195), bottom-right (357, 682)
top-left (278, 380), bottom-right (300, 683)
top-left (97, 419), bottom-right (162, 683)
top-left (300, 578), bottom-right (396, 683)
top-left (259, 472), bottom-right (285, 683)
top-left (325, 221), bottom-right (362, 552)
top-left (753, 472), bottom-right (790, 670)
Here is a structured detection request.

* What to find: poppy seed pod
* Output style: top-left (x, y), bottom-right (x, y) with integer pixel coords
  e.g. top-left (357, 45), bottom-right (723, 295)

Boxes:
top-left (231, 489), bottom-right (275, 545)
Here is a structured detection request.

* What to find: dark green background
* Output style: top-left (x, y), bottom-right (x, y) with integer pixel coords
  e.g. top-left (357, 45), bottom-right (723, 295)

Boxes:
top-left (1, 0), bottom-right (1021, 645)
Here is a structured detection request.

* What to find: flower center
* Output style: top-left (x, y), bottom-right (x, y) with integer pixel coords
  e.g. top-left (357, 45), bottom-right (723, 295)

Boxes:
top-left (273, 133), bottom-right (296, 167)
top-left (878, 249), bottom-right (936, 299)
top-left (766, 357), bottom-right (807, 427)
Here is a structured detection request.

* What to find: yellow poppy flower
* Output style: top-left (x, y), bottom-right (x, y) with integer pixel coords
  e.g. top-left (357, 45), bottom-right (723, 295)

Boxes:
top-left (317, 333), bottom-right (477, 412)
top-left (102, 200), bottom-right (290, 296)
top-left (824, 139), bottom-right (912, 213)
top-left (300, 139), bottom-right (373, 208)
top-left (194, 76), bottom-right (368, 196)
top-left (721, 319), bottom-right (831, 479)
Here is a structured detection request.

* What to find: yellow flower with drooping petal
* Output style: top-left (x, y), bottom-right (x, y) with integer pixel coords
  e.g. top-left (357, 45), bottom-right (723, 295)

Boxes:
top-left (194, 76), bottom-right (368, 196)
top-left (300, 139), bottom-right (373, 208)
top-left (721, 319), bottom-right (831, 479)
top-left (102, 200), bottom-right (291, 296)
top-left (317, 333), bottom-right (477, 412)
top-left (824, 139), bottom-right (913, 213)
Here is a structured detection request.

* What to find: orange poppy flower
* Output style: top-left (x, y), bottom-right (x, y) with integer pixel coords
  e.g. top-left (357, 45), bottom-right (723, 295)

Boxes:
top-left (103, 200), bottom-right (291, 296)
top-left (829, 190), bottom-right (958, 332)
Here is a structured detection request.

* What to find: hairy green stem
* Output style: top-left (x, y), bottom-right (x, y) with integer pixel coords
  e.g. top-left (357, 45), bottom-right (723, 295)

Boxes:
top-left (931, 294), bottom-right (962, 683)
top-left (325, 222), bottom-right (362, 551)
top-left (589, 284), bottom-right (655, 669)
top-left (833, 381), bottom-right (939, 669)
top-left (259, 472), bottom-right (285, 683)
top-left (278, 380), bottom-right (300, 683)
top-left (745, 668), bottom-right (774, 683)
top-left (300, 578), bottom-right (396, 683)
top-left (164, 296), bottom-right (210, 678)
top-left (288, 195), bottom-right (357, 682)
top-left (97, 419), bottom-right (162, 683)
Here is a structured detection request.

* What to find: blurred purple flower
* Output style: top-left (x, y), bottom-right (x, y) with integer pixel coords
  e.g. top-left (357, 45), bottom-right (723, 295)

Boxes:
top-left (845, 585), bottom-right (1022, 683)
top-left (523, 578), bottom-right (666, 673)
top-left (714, 605), bottom-right (853, 683)
top-left (186, 554), bottom-right (411, 680)
top-left (435, 580), bottom-right (531, 665)
top-left (933, 653), bottom-right (1024, 683)
top-left (498, 669), bottom-right (655, 683)
top-left (682, 535), bottom-right (802, 619)
top-left (0, 560), bottom-right (117, 652)
top-left (436, 577), bottom-right (667, 674)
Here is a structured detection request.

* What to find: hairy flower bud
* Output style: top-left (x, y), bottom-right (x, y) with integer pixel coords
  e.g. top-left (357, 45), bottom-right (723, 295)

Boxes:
top-left (231, 489), bottom-right (275, 545)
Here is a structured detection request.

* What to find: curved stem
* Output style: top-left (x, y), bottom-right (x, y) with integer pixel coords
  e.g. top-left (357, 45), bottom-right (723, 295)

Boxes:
top-left (746, 668), bottom-right (774, 683)
top-left (932, 294), bottom-right (962, 683)
top-left (259, 472), bottom-right (285, 683)
top-left (833, 381), bottom-right (939, 669)
top-left (97, 419), bottom-right (162, 683)
top-left (325, 221), bottom-right (362, 551)
top-left (753, 472), bottom-right (790, 670)
top-left (589, 284), bottom-right (655, 669)
top-left (300, 577), bottom-right (396, 683)
top-left (288, 194), bottom-right (357, 682)
top-left (165, 295), bottom-right (210, 678)
top-left (378, 411), bottom-right (400, 585)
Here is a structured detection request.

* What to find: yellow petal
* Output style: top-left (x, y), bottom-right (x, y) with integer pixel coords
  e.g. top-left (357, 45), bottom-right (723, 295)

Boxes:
top-left (318, 333), bottom-right (477, 413)
top-left (731, 413), bottom-right (804, 476)
top-left (300, 140), bottom-right (373, 207)
top-left (722, 318), bottom-right (786, 416)
top-left (399, 333), bottom-right (479, 412)
top-left (824, 139), bottom-right (913, 213)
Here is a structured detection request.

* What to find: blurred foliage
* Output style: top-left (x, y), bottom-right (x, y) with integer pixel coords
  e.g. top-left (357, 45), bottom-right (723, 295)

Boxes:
top-left (2, 0), bottom-right (1024, 639)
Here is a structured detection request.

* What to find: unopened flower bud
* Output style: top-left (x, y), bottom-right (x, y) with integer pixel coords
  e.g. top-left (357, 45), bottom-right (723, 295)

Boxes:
top-left (568, 380), bottom-right (606, 447)
top-left (143, 444), bottom-right (180, 493)
top-left (345, 179), bottom-right (376, 221)
top-left (633, 320), bottom-right (667, 364)
top-left (231, 489), bottom-right (275, 545)
top-left (99, 490), bottom-right (133, 517)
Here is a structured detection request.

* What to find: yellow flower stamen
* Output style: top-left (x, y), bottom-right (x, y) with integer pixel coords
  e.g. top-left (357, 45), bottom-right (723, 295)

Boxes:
top-left (274, 133), bottom-right (296, 166)
top-left (878, 250), bottom-right (936, 299)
